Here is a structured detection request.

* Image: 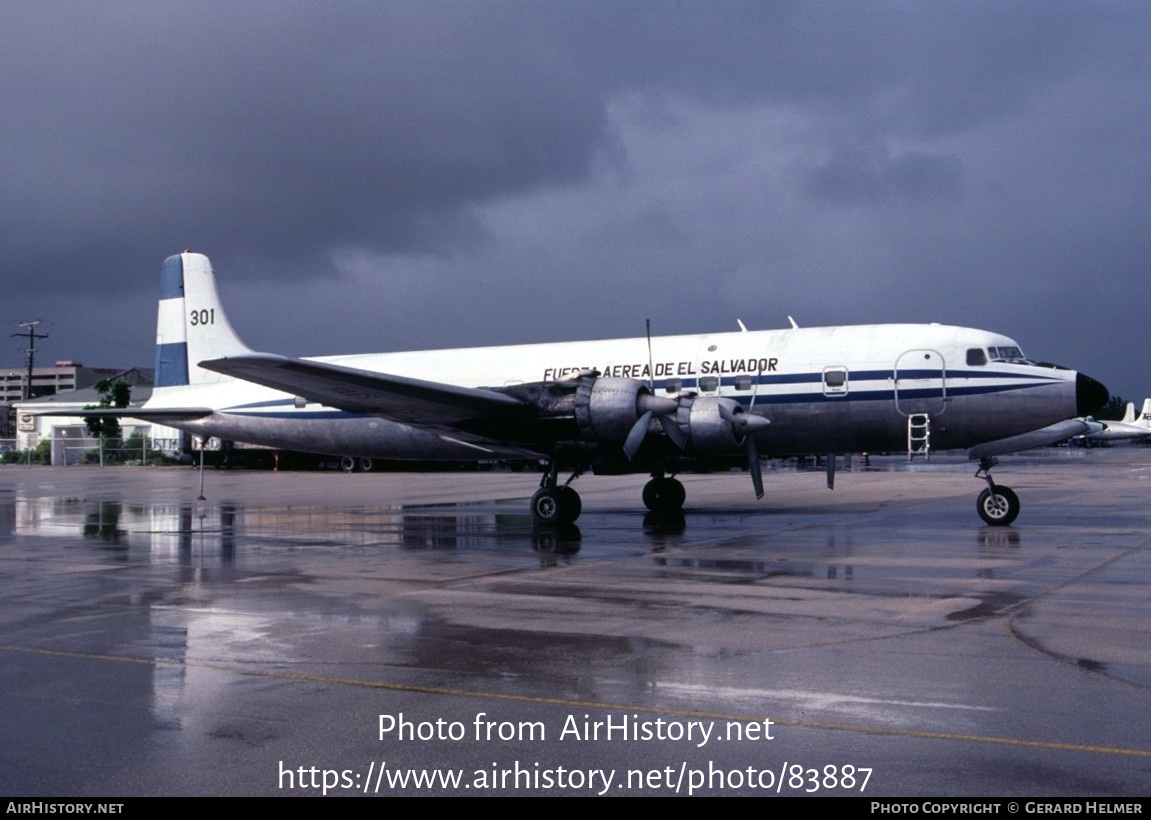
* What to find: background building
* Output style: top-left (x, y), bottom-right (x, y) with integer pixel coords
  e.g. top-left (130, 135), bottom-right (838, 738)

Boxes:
top-left (4, 366), bottom-right (160, 458)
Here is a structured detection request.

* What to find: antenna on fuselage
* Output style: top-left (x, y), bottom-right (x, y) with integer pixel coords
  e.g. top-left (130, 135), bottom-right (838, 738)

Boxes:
top-left (621, 318), bottom-right (687, 458)
top-left (645, 319), bottom-right (655, 389)
top-left (788, 316), bottom-right (799, 329)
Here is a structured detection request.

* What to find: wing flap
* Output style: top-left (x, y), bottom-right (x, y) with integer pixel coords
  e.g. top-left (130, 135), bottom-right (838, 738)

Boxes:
top-left (200, 353), bottom-right (527, 425)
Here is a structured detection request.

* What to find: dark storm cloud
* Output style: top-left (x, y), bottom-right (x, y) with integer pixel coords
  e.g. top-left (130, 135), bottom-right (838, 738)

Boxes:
top-left (2, 2), bottom-right (614, 290)
top-left (804, 144), bottom-right (964, 205)
top-left (2, 1), bottom-right (1110, 291)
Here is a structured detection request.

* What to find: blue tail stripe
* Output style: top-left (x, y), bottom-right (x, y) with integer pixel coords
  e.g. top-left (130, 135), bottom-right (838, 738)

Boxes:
top-left (155, 342), bottom-right (190, 387)
top-left (159, 254), bottom-right (184, 300)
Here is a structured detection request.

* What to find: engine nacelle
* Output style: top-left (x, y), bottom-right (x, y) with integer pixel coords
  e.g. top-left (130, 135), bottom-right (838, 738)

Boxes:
top-left (677, 396), bottom-right (757, 456)
top-left (574, 376), bottom-right (653, 442)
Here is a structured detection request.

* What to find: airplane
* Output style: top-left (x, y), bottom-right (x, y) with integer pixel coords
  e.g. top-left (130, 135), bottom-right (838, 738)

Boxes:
top-left (75, 252), bottom-right (1108, 527)
top-left (1080, 398), bottom-right (1151, 443)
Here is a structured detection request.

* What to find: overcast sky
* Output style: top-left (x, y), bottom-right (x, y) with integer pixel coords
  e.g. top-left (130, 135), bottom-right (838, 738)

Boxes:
top-left (2, 1), bottom-right (1148, 404)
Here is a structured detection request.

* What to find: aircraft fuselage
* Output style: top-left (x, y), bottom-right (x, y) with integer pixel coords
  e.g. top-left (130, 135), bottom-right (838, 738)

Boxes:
top-left (151, 322), bottom-right (1091, 465)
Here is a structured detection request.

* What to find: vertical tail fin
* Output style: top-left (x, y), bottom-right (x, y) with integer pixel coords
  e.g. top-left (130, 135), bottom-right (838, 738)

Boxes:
top-left (1140, 399), bottom-right (1151, 429)
top-left (154, 252), bottom-right (251, 388)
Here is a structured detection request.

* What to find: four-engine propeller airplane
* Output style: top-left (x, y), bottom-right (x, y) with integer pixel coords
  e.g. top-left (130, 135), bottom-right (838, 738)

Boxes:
top-left (81, 252), bottom-right (1108, 526)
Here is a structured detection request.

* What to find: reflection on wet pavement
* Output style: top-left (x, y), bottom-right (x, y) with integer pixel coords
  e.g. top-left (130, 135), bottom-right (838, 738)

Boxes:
top-left (2, 450), bottom-right (1150, 795)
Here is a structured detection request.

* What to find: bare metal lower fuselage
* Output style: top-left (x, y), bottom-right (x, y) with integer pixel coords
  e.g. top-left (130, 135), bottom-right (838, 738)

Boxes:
top-left (161, 345), bottom-right (1088, 467)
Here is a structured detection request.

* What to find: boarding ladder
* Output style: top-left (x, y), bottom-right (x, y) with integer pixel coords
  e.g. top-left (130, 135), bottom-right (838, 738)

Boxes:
top-left (907, 413), bottom-right (931, 461)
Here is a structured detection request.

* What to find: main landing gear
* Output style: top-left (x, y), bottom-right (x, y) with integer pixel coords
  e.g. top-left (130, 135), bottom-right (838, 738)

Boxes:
top-left (974, 457), bottom-right (1020, 526)
top-left (642, 474), bottom-right (686, 514)
top-left (530, 484), bottom-right (582, 525)
top-left (529, 467), bottom-right (688, 524)
top-left (531, 464), bottom-right (583, 526)
top-left (340, 456), bottom-right (374, 473)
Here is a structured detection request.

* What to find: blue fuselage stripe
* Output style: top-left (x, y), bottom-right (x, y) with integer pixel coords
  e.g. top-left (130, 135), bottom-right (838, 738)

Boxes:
top-left (215, 371), bottom-right (1056, 419)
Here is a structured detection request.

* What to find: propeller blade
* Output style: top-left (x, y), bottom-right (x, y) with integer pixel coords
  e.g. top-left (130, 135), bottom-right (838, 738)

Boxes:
top-left (748, 436), bottom-right (764, 499)
top-left (623, 409), bottom-right (654, 461)
top-left (659, 414), bottom-right (688, 450)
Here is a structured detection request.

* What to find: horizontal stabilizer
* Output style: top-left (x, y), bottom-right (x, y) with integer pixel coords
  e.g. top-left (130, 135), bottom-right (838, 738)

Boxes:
top-left (200, 353), bottom-right (527, 425)
top-left (33, 407), bottom-right (214, 422)
top-left (967, 419), bottom-right (1090, 460)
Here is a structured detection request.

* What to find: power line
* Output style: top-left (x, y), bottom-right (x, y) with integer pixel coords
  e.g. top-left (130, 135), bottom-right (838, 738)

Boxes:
top-left (11, 320), bottom-right (48, 401)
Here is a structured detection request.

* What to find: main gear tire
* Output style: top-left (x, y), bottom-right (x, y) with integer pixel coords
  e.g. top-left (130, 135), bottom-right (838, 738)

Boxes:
top-left (643, 477), bottom-right (686, 513)
top-left (531, 486), bottom-right (582, 525)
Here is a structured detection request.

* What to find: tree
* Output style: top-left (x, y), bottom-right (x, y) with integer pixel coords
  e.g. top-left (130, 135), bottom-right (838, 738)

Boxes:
top-left (84, 379), bottom-right (131, 441)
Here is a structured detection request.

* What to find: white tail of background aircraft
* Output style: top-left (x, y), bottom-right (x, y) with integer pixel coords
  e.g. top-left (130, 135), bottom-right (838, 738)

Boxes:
top-left (1081, 398), bottom-right (1151, 443)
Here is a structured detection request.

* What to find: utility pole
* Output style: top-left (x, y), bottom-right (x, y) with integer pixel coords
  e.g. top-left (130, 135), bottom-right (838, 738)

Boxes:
top-left (12, 321), bottom-right (48, 401)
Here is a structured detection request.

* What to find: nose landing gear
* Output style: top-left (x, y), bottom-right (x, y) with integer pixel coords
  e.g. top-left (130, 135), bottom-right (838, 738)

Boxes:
top-left (975, 457), bottom-right (1020, 526)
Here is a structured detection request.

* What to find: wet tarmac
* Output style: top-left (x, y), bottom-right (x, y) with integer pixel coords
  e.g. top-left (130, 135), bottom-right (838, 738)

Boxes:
top-left (1, 449), bottom-right (1150, 796)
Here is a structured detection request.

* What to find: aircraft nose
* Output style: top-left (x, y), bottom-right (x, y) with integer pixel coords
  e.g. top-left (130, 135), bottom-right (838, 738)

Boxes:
top-left (1076, 372), bottom-right (1108, 417)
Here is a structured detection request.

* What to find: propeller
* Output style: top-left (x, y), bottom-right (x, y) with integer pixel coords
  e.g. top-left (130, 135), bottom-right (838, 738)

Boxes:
top-left (623, 318), bottom-right (684, 461)
top-left (718, 402), bottom-right (770, 499)
top-left (623, 393), bottom-right (679, 461)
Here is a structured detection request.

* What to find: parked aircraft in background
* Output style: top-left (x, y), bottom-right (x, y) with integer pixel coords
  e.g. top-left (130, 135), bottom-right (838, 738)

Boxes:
top-left (79, 253), bottom-right (1107, 527)
top-left (1081, 399), bottom-right (1151, 443)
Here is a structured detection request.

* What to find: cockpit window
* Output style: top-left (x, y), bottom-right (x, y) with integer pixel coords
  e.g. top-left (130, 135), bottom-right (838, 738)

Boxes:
top-left (966, 348), bottom-right (987, 366)
top-left (988, 346), bottom-right (1026, 362)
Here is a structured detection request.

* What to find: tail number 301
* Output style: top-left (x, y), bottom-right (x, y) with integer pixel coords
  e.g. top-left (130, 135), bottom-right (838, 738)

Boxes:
top-left (190, 308), bottom-right (215, 326)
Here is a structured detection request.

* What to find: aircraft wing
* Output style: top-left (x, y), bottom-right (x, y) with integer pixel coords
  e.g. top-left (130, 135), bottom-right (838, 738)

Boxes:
top-left (967, 419), bottom-right (1091, 459)
top-left (200, 353), bottom-right (528, 426)
top-left (1086, 419), bottom-right (1149, 441)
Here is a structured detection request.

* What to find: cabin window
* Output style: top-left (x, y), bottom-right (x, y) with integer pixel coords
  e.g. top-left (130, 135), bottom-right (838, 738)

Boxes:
top-left (734, 375), bottom-right (753, 391)
top-left (823, 367), bottom-right (848, 395)
top-left (663, 378), bottom-right (682, 394)
top-left (966, 348), bottom-right (987, 366)
top-left (699, 376), bottom-right (719, 393)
